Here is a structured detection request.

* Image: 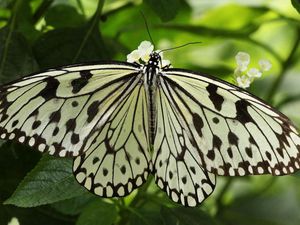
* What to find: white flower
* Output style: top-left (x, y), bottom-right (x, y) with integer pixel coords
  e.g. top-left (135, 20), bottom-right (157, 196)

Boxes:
top-left (138, 41), bottom-right (154, 62)
top-left (247, 68), bottom-right (262, 78)
top-left (126, 40), bottom-right (172, 68)
top-left (127, 50), bottom-right (140, 63)
top-left (259, 59), bottom-right (272, 71)
top-left (235, 52), bottom-right (250, 71)
top-left (236, 75), bottom-right (251, 89)
top-left (8, 217), bottom-right (20, 225)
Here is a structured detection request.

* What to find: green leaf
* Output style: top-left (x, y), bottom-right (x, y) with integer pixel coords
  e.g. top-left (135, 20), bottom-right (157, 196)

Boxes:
top-left (76, 200), bottom-right (118, 225)
top-left (291, 0), bottom-right (300, 14)
top-left (128, 208), bottom-right (164, 225)
top-left (0, 28), bottom-right (38, 83)
top-left (4, 155), bottom-right (86, 207)
top-left (45, 4), bottom-right (85, 28)
top-left (197, 4), bottom-right (269, 30)
top-left (160, 207), bottom-right (218, 225)
top-left (33, 24), bottom-right (110, 68)
top-left (51, 195), bottom-right (94, 216)
top-left (0, 204), bottom-right (74, 225)
top-left (219, 181), bottom-right (300, 225)
top-left (0, 142), bottom-right (40, 202)
top-left (14, 0), bottom-right (41, 42)
top-left (144, 0), bottom-right (181, 22)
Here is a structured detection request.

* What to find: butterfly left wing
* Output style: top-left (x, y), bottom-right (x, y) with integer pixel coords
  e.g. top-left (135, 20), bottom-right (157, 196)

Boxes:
top-left (73, 82), bottom-right (151, 197)
top-left (0, 62), bottom-right (142, 157)
top-left (159, 68), bottom-right (300, 176)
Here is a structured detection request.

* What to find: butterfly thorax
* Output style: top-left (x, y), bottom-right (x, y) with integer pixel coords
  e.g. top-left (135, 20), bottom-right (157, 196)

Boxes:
top-left (143, 52), bottom-right (161, 147)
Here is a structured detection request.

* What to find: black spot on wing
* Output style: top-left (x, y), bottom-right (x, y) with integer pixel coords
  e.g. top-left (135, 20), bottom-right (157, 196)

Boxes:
top-left (206, 84), bottom-right (224, 111)
top-left (135, 158), bottom-right (140, 165)
top-left (71, 133), bottom-right (80, 144)
top-left (213, 117), bottom-right (219, 124)
top-left (71, 70), bottom-right (93, 94)
top-left (32, 120), bottom-right (41, 130)
top-left (87, 101), bottom-right (99, 123)
top-left (207, 149), bottom-right (215, 160)
top-left (93, 157), bottom-right (100, 164)
top-left (12, 120), bottom-right (19, 127)
top-left (276, 147), bottom-right (284, 158)
top-left (190, 166), bottom-right (196, 174)
top-left (39, 77), bottom-right (59, 100)
top-left (181, 176), bottom-right (187, 184)
top-left (228, 131), bottom-right (239, 146)
top-left (120, 165), bottom-right (126, 174)
top-left (246, 147), bottom-right (253, 158)
top-left (66, 118), bottom-right (76, 131)
top-left (266, 151), bottom-right (272, 161)
top-left (103, 168), bottom-right (108, 176)
top-left (227, 147), bottom-right (233, 158)
top-left (53, 127), bottom-right (59, 136)
top-left (213, 135), bottom-right (222, 150)
top-left (235, 100), bottom-right (254, 124)
top-left (72, 101), bottom-right (79, 107)
top-left (0, 114), bottom-right (8, 123)
top-left (192, 113), bottom-right (204, 137)
top-left (49, 110), bottom-right (61, 123)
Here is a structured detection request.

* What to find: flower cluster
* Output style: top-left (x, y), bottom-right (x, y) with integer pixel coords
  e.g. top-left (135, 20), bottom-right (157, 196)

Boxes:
top-left (234, 51), bottom-right (272, 89)
top-left (127, 41), bottom-right (170, 67)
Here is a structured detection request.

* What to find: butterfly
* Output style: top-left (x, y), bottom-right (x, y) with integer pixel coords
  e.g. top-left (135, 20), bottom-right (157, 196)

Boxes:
top-left (0, 41), bottom-right (300, 207)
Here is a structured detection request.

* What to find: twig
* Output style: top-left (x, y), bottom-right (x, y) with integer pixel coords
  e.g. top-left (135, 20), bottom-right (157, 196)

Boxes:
top-left (265, 28), bottom-right (300, 103)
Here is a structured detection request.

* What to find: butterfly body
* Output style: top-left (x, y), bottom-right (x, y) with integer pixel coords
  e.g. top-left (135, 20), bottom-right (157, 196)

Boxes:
top-left (143, 52), bottom-right (162, 146)
top-left (1, 41), bottom-right (300, 206)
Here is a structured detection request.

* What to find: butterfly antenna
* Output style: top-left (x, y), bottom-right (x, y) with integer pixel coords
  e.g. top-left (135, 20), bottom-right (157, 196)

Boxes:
top-left (158, 42), bottom-right (202, 53)
top-left (140, 11), bottom-right (155, 46)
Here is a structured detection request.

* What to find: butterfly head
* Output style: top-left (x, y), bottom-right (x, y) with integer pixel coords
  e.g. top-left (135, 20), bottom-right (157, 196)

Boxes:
top-left (148, 52), bottom-right (161, 67)
top-left (127, 41), bottom-right (171, 69)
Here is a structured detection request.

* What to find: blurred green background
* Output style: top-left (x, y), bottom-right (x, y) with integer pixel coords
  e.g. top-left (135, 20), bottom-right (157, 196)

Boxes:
top-left (1, 0), bottom-right (300, 224)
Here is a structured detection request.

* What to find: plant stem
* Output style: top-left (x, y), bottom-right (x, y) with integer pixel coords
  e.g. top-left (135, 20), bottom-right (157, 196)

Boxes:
top-left (265, 28), bottom-right (300, 103)
top-left (76, 0), bottom-right (86, 17)
top-left (116, 176), bottom-right (154, 225)
top-left (215, 178), bottom-right (233, 216)
top-left (72, 0), bottom-right (105, 63)
top-left (276, 93), bottom-right (300, 109)
top-left (0, 0), bottom-right (21, 77)
top-left (129, 175), bottom-right (154, 208)
top-left (32, 0), bottom-right (54, 24)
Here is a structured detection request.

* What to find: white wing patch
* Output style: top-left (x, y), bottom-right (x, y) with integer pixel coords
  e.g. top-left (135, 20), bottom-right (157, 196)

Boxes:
top-left (73, 83), bottom-right (151, 197)
top-left (161, 69), bottom-right (300, 176)
top-left (153, 86), bottom-right (215, 206)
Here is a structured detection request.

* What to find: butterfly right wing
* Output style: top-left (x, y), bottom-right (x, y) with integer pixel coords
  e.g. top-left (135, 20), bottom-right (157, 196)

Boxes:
top-left (153, 84), bottom-right (216, 207)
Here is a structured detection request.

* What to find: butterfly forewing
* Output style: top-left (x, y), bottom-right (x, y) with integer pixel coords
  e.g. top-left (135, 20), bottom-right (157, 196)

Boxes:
top-left (0, 63), bottom-right (141, 157)
top-left (160, 69), bottom-right (300, 176)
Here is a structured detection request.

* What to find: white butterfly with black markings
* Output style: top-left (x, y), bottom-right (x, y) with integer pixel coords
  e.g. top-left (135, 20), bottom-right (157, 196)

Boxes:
top-left (1, 41), bottom-right (300, 207)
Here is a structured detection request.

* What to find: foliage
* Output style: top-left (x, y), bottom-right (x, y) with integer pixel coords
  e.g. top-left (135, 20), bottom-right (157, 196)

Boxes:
top-left (1, 0), bottom-right (300, 224)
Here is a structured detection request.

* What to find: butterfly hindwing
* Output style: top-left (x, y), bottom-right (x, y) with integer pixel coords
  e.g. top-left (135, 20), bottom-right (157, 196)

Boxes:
top-left (153, 85), bottom-right (216, 206)
top-left (160, 69), bottom-right (300, 176)
top-left (73, 81), bottom-right (151, 197)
